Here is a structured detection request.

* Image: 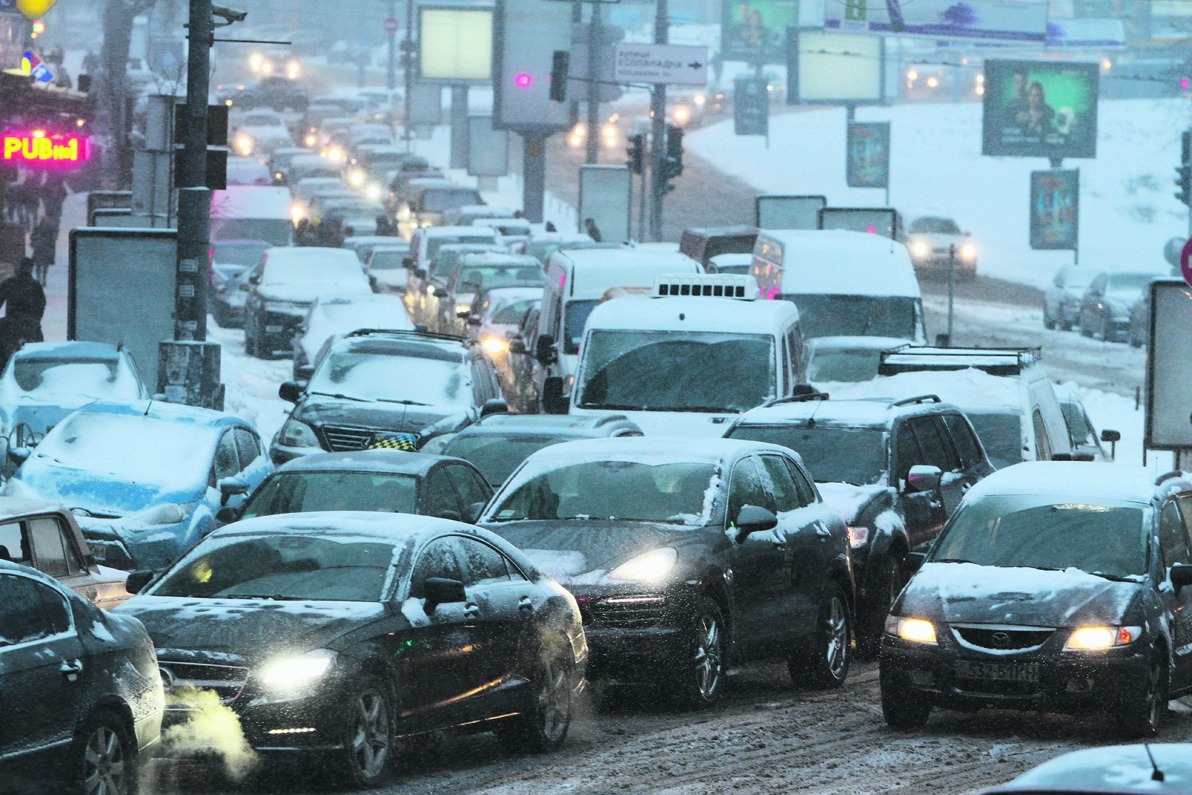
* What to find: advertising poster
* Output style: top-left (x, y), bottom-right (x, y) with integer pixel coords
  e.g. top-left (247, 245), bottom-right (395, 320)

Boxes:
top-left (720, 0), bottom-right (797, 65)
top-left (818, 207), bottom-right (900, 240)
top-left (847, 121), bottom-right (890, 188)
top-left (982, 60), bottom-right (1099, 159)
top-left (1029, 169), bottom-right (1079, 250)
top-left (788, 31), bottom-right (883, 104)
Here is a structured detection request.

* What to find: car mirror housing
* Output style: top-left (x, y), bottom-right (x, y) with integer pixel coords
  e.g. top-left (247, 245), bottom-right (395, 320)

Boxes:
top-left (278, 381), bottom-right (304, 403)
top-left (735, 504), bottom-right (778, 540)
top-left (1101, 429), bottom-right (1121, 443)
top-left (215, 504), bottom-right (242, 525)
top-left (218, 477), bottom-right (251, 504)
top-left (1172, 563), bottom-right (1192, 593)
top-left (905, 465), bottom-right (942, 493)
top-left (424, 577), bottom-right (466, 610)
top-left (535, 334), bottom-right (557, 365)
top-left (463, 501), bottom-right (486, 524)
top-left (126, 569), bottom-right (158, 595)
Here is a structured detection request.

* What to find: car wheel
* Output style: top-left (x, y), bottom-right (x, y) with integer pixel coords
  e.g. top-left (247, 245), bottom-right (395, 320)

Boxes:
top-left (1100, 316), bottom-right (1110, 342)
top-left (880, 674), bottom-right (932, 729)
top-left (1043, 307), bottom-right (1056, 330)
top-left (1122, 645), bottom-right (1169, 738)
top-left (73, 709), bottom-right (137, 795)
top-left (790, 583), bottom-right (851, 689)
top-left (857, 555), bottom-right (902, 659)
top-left (1079, 317), bottom-right (1093, 337)
top-left (669, 596), bottom-right (726, 709)
top-left (496, 639), bottom-right (573, 753)
top-left (334, 677), bottom-right (392, 788)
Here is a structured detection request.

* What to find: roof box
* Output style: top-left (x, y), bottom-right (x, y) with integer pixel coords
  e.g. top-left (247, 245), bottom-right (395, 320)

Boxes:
top-left (652, 273), bottom-right (758, 300)
top-left (878, 345), bottom-right (1041, 376)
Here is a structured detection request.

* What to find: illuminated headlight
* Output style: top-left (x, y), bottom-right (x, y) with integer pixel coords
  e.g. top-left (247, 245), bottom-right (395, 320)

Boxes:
top-left (885, 615), bottom-right (937, 644)
top-left (304, 133), bottom-right (316, 147)
top-left (673, 106), bottom-right (691, 125)
top-left (959, 243), bottom-right (977, 260)
top-left (224, 98), bottom-right (234, 107)
top-left (480, 336), bottom-right (507, 354)
top-left (290, 204), bottom-right (304, 224)
top-left (926, 76), bottom-right (939, 89)
top-left (455, 302), bottom-right (471, 316)
top-left (347, 168), bottom-right (365, 187)
top-left (278, 418), bottom-right (319, 448)
top-left (248, 52), bottom-right (264, 72)
top-left (1064, 625), bottom-right (1141, 651)
top-left (286, 60), bottom-right (301, 80)
top-left (609, 547), bottom-right (677, 583)
top-left (846, 526), bottom-right (869, 548)
top-left (693, 93), bottom-right (706, 107)
top-left (365, 184), bottom-right (382, 202)
top-left (909, 239), bottom-right (930, 258)
top-left (259, 649), bottom-right (336, 691)
top-left (261, 60), bottom-right (274, 76)
top-left (234, 134), bottom-right (254, 157)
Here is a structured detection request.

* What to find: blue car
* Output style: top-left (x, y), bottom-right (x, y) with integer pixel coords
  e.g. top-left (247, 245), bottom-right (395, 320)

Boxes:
top-left (3, 401), bottom-right (272, 571)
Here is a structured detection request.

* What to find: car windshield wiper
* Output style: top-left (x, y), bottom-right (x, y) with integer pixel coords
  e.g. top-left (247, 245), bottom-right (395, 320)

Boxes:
top-left (1085, 570), bottom-right (1141, 583)
top-left (308, 390), bottom-right (374, 403)
top-left (375, 398), bottom-right (432, 407)
top-left (932, 558), bottom-right (974, 564)
top-left (227, 593), bottom-right (306, 601)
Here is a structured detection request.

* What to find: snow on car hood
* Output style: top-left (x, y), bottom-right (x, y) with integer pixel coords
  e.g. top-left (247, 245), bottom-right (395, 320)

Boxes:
top-left (259, 281), bottom-right (367, 304)
top-left (902, 562), bottom-right (1141, 627)
top-left (815, 482), bottom-right (887, 524)
top-left (4, 465), bottom-right (202, 519)
top-left (294, 399), bottom-right (456, 437)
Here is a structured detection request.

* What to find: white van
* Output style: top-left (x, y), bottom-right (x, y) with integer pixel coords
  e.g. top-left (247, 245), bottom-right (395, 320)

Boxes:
top-left (751, 229), bottom-right (927, 343)
top-left (569, 273), bottom-right (805, 436)
top-left (534, 246), bottom-right (702, 412)
top-left (210, 185), bottom-right (293, 247)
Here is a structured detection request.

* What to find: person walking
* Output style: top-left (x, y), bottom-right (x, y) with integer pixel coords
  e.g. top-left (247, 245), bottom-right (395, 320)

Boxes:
top-left (19, 174), bottom-right (42, 232)
top-left (30, 216), bottom-right (57, 286)
top-left (583, 217), bottom-right (602, 242)
top-left (41, 177), bottom-right (67, 224)
top-left (0, 258), bottom-right (46, 368)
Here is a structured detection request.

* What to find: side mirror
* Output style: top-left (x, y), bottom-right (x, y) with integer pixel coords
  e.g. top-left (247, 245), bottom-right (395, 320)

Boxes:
top-left (905, 550), bottom-right (928, 574)
top-left (541, 376), bottom-right (567, 415)
top-left (456, 309), bottom-right (471, 320)
top-left (535, 334), bottom-right (557, 365)
top-left (9, 446), bottom-right (31, 464)
top-left (465, 314), bottom-right (481, 326)
top-left (1100, 429), bottom-right (1121, 443)
top-left (480, 398), bottom-right (507, 418)
top-left (278, 381), bottom-right (304, 403)
top-left (403, 256), bottom-right (414, 269)
top-left (1171, 562), bottom-right (1192, 593)
top-left (215, 504), bottom-right (242, 524)
top-left (126, 569), bottom-right (159, 595)
top-left (463, 501), bottom-right (486, 524)
top-left (905, 465), bottom-right (942, 493)
top-left (734, 504), bottom-right (778, 540)
top-left (424, 577), bottom-right (466, 610)
top-left (217, 477), bottom-right (250, 505)
top-left (508, 335), bottom-right (526, 355)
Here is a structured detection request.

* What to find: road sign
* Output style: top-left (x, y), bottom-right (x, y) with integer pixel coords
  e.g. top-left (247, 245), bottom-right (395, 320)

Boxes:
top-left (384, 16), bottom-right (399, 34)
top-left (1180, 238), bottom-right (1192, 287)
top-left (614, 43), bottom-right (707, 86)
top-left (734, 76), bottom-right (768, 136)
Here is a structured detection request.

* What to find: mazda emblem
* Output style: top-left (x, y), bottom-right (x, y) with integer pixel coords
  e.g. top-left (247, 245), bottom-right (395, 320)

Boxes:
top-left (991, 631), bottom-right (1011, 648)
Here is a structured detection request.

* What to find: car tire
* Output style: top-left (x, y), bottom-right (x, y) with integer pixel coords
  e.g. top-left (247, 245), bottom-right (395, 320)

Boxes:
top-left (496, 637), bottom-right (573, 753)
top-left (857, 555), bottom-right (902, 659)
top-left (1079, 317), bottom-right (1093, 337)
top-left (880, 678), bottom-right (932, 729)
top-left (72, 709), bottom-right (137, 795)
top-left (1043, 308), bottom-right (1056, 330)
top-left (668, 596), bottom-right (726, 709)
top-left (334, 676), bottom-right (393, 788)
top-left (1122, 645), bottom-right (1169, 738)
top-left (1100, 316), bottom-right (1110, 342)
top-left (790, 583), bottom-right (851, 689)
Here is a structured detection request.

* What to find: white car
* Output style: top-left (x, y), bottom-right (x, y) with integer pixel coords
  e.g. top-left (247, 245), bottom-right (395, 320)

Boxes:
top-left (232, 109), bottom-right (294, 157)
top-left (292, 293), bottom-right (414, 380)
top-left (902, 215), bottom-right (977, 279)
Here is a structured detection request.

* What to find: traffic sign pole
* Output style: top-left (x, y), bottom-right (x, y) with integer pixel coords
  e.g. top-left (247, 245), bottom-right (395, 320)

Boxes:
top-left (1179, 237), bottom-right (1192, 287)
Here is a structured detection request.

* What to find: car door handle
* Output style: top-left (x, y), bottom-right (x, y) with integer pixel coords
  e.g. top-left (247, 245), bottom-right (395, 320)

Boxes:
top-left (518, 596), bottom-right (534, 613)
top-left (463, 603), bottom-right (481, 620)
top-left (815, 524), bottom-right (832, 538)
top-left (929, 500), bottom-right (942, 510)
top-left (60, 659), bottom-right (83, 682)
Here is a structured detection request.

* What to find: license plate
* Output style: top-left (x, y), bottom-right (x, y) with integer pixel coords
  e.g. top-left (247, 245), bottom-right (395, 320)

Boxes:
top-left (265, 325), bottom-right (284, 333)
top-left (955, 660), bottom-right (1039, 682)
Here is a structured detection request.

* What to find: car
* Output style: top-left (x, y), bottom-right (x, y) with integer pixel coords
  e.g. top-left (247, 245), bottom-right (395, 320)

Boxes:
top-left (341, 234), bottom-right (405, 264)
top-left (461, 284), bottom-right (542, 395)
top-left (1128, 285), bottom-right (1150, 348)
top-left (364, 243), bottom-right (412, 293)
top-left (0, 560), bottom-right (163, 795)
top-left (0, 341), bottom-right (148, 474)
top-left (879, 463), bottom-right (1192, 737)
top-left (441, 413), bottom-right (642, 489)
top-left (515, 232), bottom-right (598, 265)
top-left (220, 449), bottom-right (492, 525)
top-left (237, 75), bottom-right (308, 111)
top-left (437, 254), bottom-right (543, 336)
top-left (1054, 382), bottom-right (1119, 462)
top-left (479, 437), bottom-right (854, 707)
top-left (404, 226), bottom-right (503, 315)
top-left (982, 744), bottom-right (1192, 794)
top-left (706, 252), bottom-right (753, 275)
top-left (506, 303), bottom-right (544, 414)
top-left (231, 109), bottom-right (293, 157)
top-left (442, 205), bottom-right (520, 226)
top-left (319, 198), bottom-right (388, 237)
top-left (242, 247), bottom-right (374, 359)
top-left (292, 292), bottom-right (413, 381)
top-left (1079, 271), bottom-right (1159, 342)
top-left (209, 239), bottom-right (271, 326)
top-left (901, 216), bottom-right (977, 279)
top-left (1042, 266), bottom-right (1096, 331)
top-left (470, 216), bottom-right (533, 247)
top-left (3, 400), bottom-right (272, 571)
top-left (115, 512), bottom-right (586, 788)
top-left (407, 241), bottom-right (507, 328)
top-left (802, 336), bottom-right (914, 387)
top-left (264, 146), bottom-right (311, 184)
top-left (0, 497), bottom-right (133, 609)
top-left (402, 182), bottom-right (485, 232)
top-left (224, 156), bottom-right (273, 186)
top-left (271, 329), bottom-right (506, 465)
top-left (724, 393), bottom-right (994, 653)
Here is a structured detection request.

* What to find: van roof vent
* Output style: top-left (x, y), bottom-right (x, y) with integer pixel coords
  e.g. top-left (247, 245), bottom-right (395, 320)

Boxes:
top-left (652, 273), bottom-right (758, 300)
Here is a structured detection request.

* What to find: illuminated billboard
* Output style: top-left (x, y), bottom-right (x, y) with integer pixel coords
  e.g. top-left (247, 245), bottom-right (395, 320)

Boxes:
top-left (418, 6), bottom-right (494, 83)
top-left (788, 31), bottom-right (883, 105)
top-left (721, 0), bottom-right (797, 65)
top-left (982, 59), bottom-right (1099, 159)
top-left (2, 130), bottom-right (91, 166)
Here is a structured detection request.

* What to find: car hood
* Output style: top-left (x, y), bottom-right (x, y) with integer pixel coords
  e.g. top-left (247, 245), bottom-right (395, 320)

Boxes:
top-left (117, 596), bottom-right (387, 664)
top-left (815, 482), bottom-right (888, 525)
top-left (295, 397), bottom-right (458, 435)
top-left (6, 461), bottom-right (203, 518)
top-left (910, 232), bottom-right (961, 248)
top-left (901, 562), bottom-right (1142, 627)
top-left (480, 519), bottom-right (710, 587)
top-left (258, 284), bottom-right (335, 303)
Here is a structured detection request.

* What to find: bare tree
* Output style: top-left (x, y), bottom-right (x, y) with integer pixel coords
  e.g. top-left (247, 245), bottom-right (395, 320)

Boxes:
top-left (94, 0), bottom-right (159, 188)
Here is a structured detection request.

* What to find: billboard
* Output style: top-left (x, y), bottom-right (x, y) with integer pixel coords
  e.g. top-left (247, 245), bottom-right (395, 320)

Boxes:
top-left (788, 31), bottom-right (883, 105)
top-left (1029, 169), bottom-right (1079, 250)
top-left (720, 0), bottom-right (797, 65)
top-left (847, 121), bottom-right (890, 189)
top-left (493, 0), bottom-right (573, 132)
top-left (1145, 279), bottom-right (1192, 450)
top-left (824, 0), bottom-right (1048, 44)
top-left (982, 60), bottom-right (1099, 159)
top-left (818, 207), bottom-right (900, 240)
top-left (755, 194), bottom-right (825, 229)
top-left (734, 77), bottom-right (769, 136)
top-left (419, 6), bottom-right (493, 83)
top-left (578, 165), bottom-right (631, 245)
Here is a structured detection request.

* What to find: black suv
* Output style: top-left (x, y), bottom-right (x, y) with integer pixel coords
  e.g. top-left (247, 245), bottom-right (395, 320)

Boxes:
top-left (239, 76), bottom-right (309, 111)
top-left (270, 329), bottom-right (505, 465)
top-left (724, 393), bottom-right (994, 653)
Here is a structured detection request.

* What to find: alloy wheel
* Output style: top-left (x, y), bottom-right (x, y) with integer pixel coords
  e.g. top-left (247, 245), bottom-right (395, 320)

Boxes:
top-left (82, 724), bottom-right (127, 795)
top-left (824, 595), bottom-right (849, 679)
top-left (693, 613), bottom-right (723, 700)
top-left (537, 654), bottom-right (571, 744)
top-left (348, 690), bottom-right (390, 780)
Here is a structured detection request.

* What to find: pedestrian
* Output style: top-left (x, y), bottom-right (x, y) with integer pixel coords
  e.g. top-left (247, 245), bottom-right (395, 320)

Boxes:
top-left (19, 174), bottom-right (42, 231)
top-left (41, 177), bottom-right (66, 224)
top-left (583, 217), bottom-right (602, 242)
top-left (30, 216), bottom-right (57, 286)
top-left (545, 220), bottom-right (557, 232)
top-left (0, 258), bottom-right (46, 369)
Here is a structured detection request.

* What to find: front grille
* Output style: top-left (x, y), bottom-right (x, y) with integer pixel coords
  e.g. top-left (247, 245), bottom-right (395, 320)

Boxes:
top-left (322, 425), bottom-right (375, 451)
top-left (581, 596), bottom-right (666, 629)
top-left (952, 625), bottom-right (1054, 652)
top-left (159, 660), bottom-right (250, 704)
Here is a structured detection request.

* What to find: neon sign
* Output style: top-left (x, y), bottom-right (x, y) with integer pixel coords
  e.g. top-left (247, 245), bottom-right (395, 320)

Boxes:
top-left (1, 130), bottom-right (91, 166)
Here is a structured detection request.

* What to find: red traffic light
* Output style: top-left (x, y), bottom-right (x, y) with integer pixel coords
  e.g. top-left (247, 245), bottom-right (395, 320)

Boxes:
top-left (514, 73), bottom-right (532, 88)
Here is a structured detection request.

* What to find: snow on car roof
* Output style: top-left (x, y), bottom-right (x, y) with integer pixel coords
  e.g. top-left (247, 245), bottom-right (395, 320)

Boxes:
top-left (12, 341), bottom-right (123, 362)
top-left (0, 495), bottom-right (73, 521)
top-left (965, 461), bottom-right (1189, 504)
top-left (73, 399), bottom-right (249, 428)
top-left (585, 292), bottom-right (799, 336)
top-left (551, 249), bottom-right (702, 299)
top-left (273, 450), bottom-right (456, 475)
top-left (214, 510), bottom-right (482, 542)
top-left (735, 397), bottom-right (904, 427)
top-left (831, 368), bottom-right (1026, 411)
top-left (808, 335), bottom-right (914, 352)
top-left (754, 229), bottom-right (920, 298)
top-left (513, 436), bottom-right (791, 469)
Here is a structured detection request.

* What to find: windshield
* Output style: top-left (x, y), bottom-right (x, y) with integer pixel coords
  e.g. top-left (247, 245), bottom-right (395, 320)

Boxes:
top-left (575, 330), bottom-right (776, 413)
top-left (727, 425), bottom-right (886, 485)
top-left (931, 495), bottom-right (1147, 578)
top-left (262, 258), bottom-right (363, 288)
top-left (241, 472), bottom-right (418, 518)
top-left (213, 242), bottom-right (269, 267)
top-left (369, 249), bottom-right (407, 270)
top-left (152, 534), bottom-right (395, 602)
top-left (212, 219), bottom-right (291, 247)
top-left (492, 298), bottom-right (538, 324)
top-left (1104, 273), bottom-right (1154, 297)
top-left (10, 358), bottom-right (140, 399)
top-left (490, 459), bottom-right (718, 525)
top-left (309, 349), bottom-right (473, 407)
top-left (427, 236), bottom-right (497, 262)
top-left (422, 189), bottom-right (481, 212)
top-left (563, 300), bottom-right (597, 354)
top-left (786, 294), bottom-right (918, 340)
top-left (457, 265), bottom-right (541, 293)
top-left (443, 434), bottom-right (568, 486)
top-left (966, 411), bottom-right (1024, 469)
top-left (909, 217), bottom-right (960, 234)
top-left (807, 348), bottom-right (885, 383)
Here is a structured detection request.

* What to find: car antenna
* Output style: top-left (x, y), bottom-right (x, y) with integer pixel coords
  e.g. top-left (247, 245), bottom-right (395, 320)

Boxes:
top-left (1144, 744), bottom-right (1165, 783)
top-left (143, 396), bottom-right (154, 416)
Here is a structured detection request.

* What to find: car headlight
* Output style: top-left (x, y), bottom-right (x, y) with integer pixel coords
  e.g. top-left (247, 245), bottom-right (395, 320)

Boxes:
top-left (885, 615), bottom-right (937, 644)
top-left (365, 184), bottom-right (382, 202)
top-left (480, 336), bottom-right (507, 354)
top-left (304, 133), bottom-right (316, 147)
top-left (909, 239), bottom-right (930, 258)
top-left (609, 547), bottom-right (677, 583)
top-left (278, 418), bottom-right (319, 448)
top-left (234, 134), bottom-right (253, 156)
top-left (846, 526), bottom-right (869, 548)
top-left (347, 168), bottom-right (365, 187)
top-left (1064, 625), bottom-right (1141, 651)
top-left (259, 649), bottom-right (336, 690)
top-left (959, 243), bottom-right (977, 260)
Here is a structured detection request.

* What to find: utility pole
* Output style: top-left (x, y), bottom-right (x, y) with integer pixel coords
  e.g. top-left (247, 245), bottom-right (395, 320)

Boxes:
top-left (387, 0), bottom-right (396, 93)
top-left (648, 0), bottom-right (667, 241)
top-left (177, 0), bottom-right (213, 344)
top-left (585, 4), bottom-right (601, 164)
top-left (403, 0), bottom-right (416, 145)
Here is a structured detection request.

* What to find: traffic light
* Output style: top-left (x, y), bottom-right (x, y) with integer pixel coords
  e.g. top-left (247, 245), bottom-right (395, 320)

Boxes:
top-left (663, 124), bottom-right (684, 180)
top-left (1178, 130), bottom-right (1192, 207)
top-left (549, 50), bottom-right (569, 102)
top-left (626, 134), bottom-right (645, 175)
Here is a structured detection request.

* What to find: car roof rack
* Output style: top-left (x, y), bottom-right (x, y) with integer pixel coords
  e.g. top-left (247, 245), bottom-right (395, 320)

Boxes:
top-left (878, 345), bottom-right (1042, 377)
top-left (763, 390), bottom-right (830, 407)
top-left (1155, 470), bottom-right (1184, 487)
top-left (890, 394), bottom-right (942, 407)
top-left (652, 273), bottom-right (758, 300)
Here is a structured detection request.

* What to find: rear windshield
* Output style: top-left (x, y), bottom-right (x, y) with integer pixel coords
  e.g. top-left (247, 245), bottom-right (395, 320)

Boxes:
top-left (421, 189), bottom-right (482, 212)
top-left (786, 294), bottom-right (917, 340)
top-left (213, 219), bottom-right (292, 247)
top-left (442, 434), bottom-right (566, 486)
top-left (241, 471), bottom-right (418, 518)
top-left (727, 425), bottom-right (886, 485)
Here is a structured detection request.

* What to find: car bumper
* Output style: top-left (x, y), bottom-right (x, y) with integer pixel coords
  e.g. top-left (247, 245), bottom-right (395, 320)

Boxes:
top-left (257, 311), bottom-right (305, 356)
top-left (82, 523), bottom-right (191, 571)
top-left (268, 441), bottom-right (325, 466)
top-left (911, 254), bottom-right (976, 276)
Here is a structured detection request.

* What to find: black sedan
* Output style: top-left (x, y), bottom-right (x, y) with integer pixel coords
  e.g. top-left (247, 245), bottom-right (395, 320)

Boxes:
top-left (115, 513), bottom-right (587, 788)
top-left (0, 560), bottom-right (163, 795)
top-left (480, 437), bottom-right (854, 708)
top-left (218, 449), bottom-right (493, 525)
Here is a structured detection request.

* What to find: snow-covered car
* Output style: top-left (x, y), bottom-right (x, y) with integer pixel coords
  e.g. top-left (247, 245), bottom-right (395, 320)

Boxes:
top-left (231, 110), bottom-right (293, 157)
top-left (880, 463), bottom-right (1192, 737)
top-left (225, 156), bottom-right (273, 186)
top-left (3, 401), bottom-right (271, 572)
top-left (982, 744), bottom-right (1192, 794)
top-left (0, 342), bottom-right (147, 475)
top-left (803, 335), bottom-right (914, 387)
top-left (435, 253), bottom-right (543, 337)
top-left (1078, 271), bottom-right (1159, 342)
top-left (461, 284), bottom-right (542, 394)
top-left (724, 394), bottom-right (993, 653)
top-left (479, 436), bottom-right (854, 706)
top-left (1042, 266), bottom-right (1095, 331)
top-left (0, 560), bottom-right (163, 794)
top-left (291, 293), bottom-right (413, 381)
top-left (209, 239), bottom-right (271, 328)
top-left (364, 243), bottom-right (412, 293)
top-left (902, 215), bottom-right (977, 279)
top-left (115, 512), bottom-right (585, 788)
